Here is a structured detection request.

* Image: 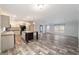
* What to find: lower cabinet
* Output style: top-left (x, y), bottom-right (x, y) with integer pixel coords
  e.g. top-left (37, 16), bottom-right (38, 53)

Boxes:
top-left (1, 31), bottom-right (15, 52)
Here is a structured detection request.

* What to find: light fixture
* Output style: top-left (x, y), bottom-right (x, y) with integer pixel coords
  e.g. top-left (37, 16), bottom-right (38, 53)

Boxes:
top-left (12, 15), bottom-right (16, 18)
top-left (33, 4), bottom-right (48, 10)
top-left (33, 22), bottom-right (35, 24)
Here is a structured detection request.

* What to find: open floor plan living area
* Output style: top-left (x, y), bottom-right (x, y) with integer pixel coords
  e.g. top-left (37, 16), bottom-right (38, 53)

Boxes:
top-left (0, 4), bottom-right (79, 55)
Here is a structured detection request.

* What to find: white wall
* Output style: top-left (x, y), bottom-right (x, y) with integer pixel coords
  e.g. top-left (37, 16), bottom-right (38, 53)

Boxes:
top-left (78, 24), bottom-right (79, 38)
top-left (64, 21), bottom-right (78, 37)
top-left (35, 20), bottom-right (78, 38)
top-left (78, 22), bottom-right (79, 47)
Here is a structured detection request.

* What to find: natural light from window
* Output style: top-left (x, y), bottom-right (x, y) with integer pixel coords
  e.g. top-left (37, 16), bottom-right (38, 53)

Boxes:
top-left (54, 25), bottom-right (64, 33)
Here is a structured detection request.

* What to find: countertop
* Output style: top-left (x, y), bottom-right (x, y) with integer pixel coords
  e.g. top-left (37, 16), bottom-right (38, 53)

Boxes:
top-left (1, 31), bottom-right (14, 36)
top-left (23, 31), bottom-right (38, 33)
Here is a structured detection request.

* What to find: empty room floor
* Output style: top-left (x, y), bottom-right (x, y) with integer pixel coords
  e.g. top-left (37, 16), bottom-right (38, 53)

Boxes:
top-left (1, 33), bottom-right (79, 55)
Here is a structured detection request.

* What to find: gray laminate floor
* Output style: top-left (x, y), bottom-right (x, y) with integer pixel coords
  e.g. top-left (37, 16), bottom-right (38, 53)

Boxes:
top-left (1, 33), bottom-right (79, 55)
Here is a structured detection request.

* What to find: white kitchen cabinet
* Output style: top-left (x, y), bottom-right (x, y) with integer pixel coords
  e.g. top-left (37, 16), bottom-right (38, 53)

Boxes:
top-left (1, 31), bottom-right (15, 52)
top-left (0, 15), bottom-right (10, 28)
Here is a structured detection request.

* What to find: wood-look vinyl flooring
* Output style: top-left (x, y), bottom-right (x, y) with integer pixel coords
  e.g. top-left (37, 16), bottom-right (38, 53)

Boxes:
top-left (1, 33), bottom-right (79, 55)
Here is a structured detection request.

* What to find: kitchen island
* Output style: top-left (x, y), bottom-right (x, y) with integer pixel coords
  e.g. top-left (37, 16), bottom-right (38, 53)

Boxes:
top-left (22, 31), bottom-right (38, 43)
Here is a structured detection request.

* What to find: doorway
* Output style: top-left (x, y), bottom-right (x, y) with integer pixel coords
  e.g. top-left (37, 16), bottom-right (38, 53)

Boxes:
top-left (39, 25), bottom-right (43, 33)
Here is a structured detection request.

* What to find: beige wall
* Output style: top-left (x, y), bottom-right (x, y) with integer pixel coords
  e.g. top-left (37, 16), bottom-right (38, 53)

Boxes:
top-left (10, 20), bottom-right (24, 27)
top-left (29, 23), bottom-right (35, 31)
top-left (10, 20), bottom-right (35, 31)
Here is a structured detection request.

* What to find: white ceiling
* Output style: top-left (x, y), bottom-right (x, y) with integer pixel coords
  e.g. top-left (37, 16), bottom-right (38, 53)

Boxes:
top-left (0, 4), bottom-right (79, 24)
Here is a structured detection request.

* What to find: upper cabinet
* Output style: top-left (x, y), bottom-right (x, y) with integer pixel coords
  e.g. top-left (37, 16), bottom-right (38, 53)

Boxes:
top-left (0, 15), bottom-right (10, 28)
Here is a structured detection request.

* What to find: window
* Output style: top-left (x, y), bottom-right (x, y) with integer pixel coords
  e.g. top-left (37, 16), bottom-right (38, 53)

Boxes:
top-left (54, 25), bottom-right (64, 33)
